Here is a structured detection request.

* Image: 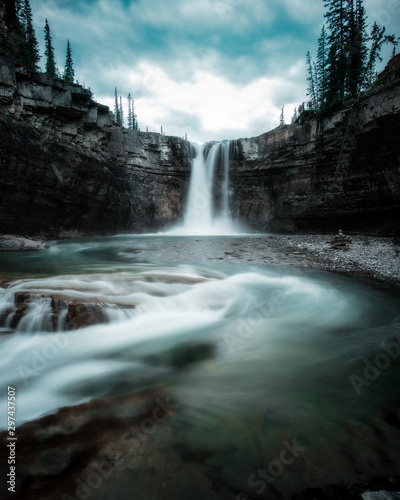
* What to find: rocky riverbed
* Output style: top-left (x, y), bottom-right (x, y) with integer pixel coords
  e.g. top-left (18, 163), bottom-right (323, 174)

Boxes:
top-left (1, 231), bottom-right (400, 500)
top-left (1, 232), bottom-right (399, 287)
top-left (108, 232), bottom-right (400, 287)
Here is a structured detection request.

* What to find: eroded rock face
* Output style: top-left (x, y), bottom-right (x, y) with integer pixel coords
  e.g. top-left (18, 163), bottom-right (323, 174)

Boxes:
top-left (1, 50), bottom-right (400, 237)
top-left (232, 79), bottom-right (400, 235)
top-left (0, 57), bottom-right (191, 238)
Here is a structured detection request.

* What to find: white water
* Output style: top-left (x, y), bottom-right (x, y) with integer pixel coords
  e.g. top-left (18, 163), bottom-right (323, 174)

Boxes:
top-left (0, 264), bottom-right (356, 425)
top-left (169, 141), bottom-right (240, 235)
top-left (1, 236), bottom-right (400, 498)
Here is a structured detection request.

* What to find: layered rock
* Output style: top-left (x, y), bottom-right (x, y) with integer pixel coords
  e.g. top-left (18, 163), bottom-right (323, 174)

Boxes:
top-left (0, 57), bottom-right (191, 238)
top-left (1, 48), bottom-right (400, 237)
top-left (232, 78), bottom-right (400, 235)
top-left (0, 290), bottom-right (135, 333)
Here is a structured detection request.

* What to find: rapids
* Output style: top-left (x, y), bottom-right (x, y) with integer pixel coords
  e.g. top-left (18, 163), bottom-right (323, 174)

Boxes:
top-left (1, 235), bottom-right (400, 498)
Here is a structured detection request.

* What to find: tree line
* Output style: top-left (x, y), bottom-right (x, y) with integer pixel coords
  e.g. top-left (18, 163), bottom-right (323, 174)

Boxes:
top-left (113, 87), bottom-right (139, 130)
top-left (3, 1), bottom-right (143, 129)
top-left (3, 0), bottom-right (75, 83)
top-left (305, 0), bottom-right (398, 114)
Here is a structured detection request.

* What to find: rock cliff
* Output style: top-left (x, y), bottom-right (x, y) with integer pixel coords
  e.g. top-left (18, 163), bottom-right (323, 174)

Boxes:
top-left (232, 78), bottom-right (400, 235)
top-left (0, 56), bottom-right (191, 237)
top-left (1, 49), bottom-right (400, 237)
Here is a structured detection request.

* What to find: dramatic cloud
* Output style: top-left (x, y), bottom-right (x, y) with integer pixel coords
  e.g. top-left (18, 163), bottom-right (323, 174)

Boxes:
top-left (30, 0), bottom-right (400, 143)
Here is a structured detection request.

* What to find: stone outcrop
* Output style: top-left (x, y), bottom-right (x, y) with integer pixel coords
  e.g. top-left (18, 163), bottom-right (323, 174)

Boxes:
top-left (0, 56), bottom-right (191, 238)
top-left (1, 44), bottom-right (400, 236)
top-left (0, 234), bottom-right (49, 251)
top-left (232, 78), bottom-right (400, 235)
top-left (0, 291), bottom-right (135, 333)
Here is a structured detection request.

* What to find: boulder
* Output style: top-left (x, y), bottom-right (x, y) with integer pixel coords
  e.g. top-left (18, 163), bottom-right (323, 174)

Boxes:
top-left (0, 235), bottom-right (50, 251)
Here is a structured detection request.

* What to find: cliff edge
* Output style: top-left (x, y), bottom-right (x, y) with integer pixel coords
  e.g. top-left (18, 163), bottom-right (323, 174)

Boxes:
top-left (0, 55), bottom-right (191, 238)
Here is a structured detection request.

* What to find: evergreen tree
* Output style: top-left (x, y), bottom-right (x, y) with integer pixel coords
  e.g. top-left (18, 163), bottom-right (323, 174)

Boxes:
top-left (132, 99), bottom-right (138, 130)
top-left (114, 87), bottom-right (122, 125)
top-left (345, 0), bottom-right (368, 95)
top-left (363, 22), bottom-right (393, 85)
top-left (119, 96), bottom-right (124, 126)
top-left (316, 25), bottom-right (328, 108)
top-left (44, 19), bottom-right (57, 78)
top-left (63, 39), bottom-right (74, 83)
top-left (279, 105), bottom-right (285, 125)
top-left (3, 1), bottom-right (26, 63)
top-left (127, 93), bottom-right (133, 129)
top-left (21, 0), bottom-right (40, 71)
top-left (324, 0), bottom-right (348, 103)
top-left (4, 0), bottom-right (22, 31)
top-left (306, 51), bottom-right (318, 107)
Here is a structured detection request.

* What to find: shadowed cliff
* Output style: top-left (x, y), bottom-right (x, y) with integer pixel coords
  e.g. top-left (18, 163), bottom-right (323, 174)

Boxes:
top-left (1, 48), bottom-right (399, 237)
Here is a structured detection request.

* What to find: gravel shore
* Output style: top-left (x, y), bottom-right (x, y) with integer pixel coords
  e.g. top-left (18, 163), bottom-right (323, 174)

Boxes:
top-left (142, 232), bottom-right (400, 287)
top-left (266, 233), bottom-right (400, 286)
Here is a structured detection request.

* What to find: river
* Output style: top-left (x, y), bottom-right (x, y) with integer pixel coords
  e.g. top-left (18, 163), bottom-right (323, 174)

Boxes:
top-left (1, 234), bottom-right (400, 499)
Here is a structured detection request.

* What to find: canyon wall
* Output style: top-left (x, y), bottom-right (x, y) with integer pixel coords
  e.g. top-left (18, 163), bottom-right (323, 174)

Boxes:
top-left (233, 78), bottom-right (400, 235)
top-left (1, 50), bottom-right (400, 237)
top-left (0, 57), bottom-right (191, 237)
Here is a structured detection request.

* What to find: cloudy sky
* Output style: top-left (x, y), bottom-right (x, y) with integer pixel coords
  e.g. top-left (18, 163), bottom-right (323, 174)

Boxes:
top-left (30, 0), bottom-right (399, 144)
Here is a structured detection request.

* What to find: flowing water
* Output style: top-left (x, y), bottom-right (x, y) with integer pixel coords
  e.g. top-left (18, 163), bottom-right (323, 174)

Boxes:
top-left (1, 235), bottom-right (400, 498)
top-left (169, 141), bottom-right (240, 235)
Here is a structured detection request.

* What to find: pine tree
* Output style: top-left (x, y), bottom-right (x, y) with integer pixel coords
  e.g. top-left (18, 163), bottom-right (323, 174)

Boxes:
top-left (63, 40), bottom-right (74, 83)
top-left (114, 87), bottom-right (122, 125)
top-left (316, 25), bottom-right (328, 108)
top-left (119, 96), bottom-right (124, 126)
top-left (3, 1), bottom-right (26, 63)
top-left (4, 0), bottom-right (22, 31)
top-left (279, 105), bottom-right (285, 125)
top-left (306, 51), bottom-right (318, 108)
top-left (127, 93), bottom-right (133, 129)
top-left (44, 19), bottom-right (57, 78)
top-left (21, 0), bottom-right (40, 71)
top-left (132, 99), bottom-right (138, 130)
top-left (324, 0), bottom-right (348, 103)
top-left (345, 0), bottom-right (368, 95)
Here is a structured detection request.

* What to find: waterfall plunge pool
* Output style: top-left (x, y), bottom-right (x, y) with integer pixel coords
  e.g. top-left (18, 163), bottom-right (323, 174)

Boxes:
top-left (0, 234), bottom-right (400, 500)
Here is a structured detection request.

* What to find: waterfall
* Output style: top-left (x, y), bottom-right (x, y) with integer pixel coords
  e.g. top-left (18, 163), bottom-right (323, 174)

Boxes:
top-left (169, 140), bottom-right (239, 235)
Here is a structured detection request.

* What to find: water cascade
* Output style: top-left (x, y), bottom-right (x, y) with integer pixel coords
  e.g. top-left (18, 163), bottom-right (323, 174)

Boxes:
top-left (170, 141), bottom-right (239, 235)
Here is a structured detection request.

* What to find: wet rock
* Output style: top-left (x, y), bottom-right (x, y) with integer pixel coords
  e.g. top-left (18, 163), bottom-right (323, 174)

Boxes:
top-left (0, 388), bottom-right (190, 500)
top-left (10, 292), bottom-right (41, 329)
top-left (65, 301), bottom-right (108, 330)
top-left (0, 235), bottom-right (49, 251)
top-left (1, 292), bottom-right (135, 332)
